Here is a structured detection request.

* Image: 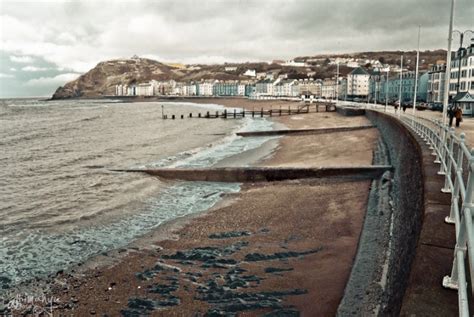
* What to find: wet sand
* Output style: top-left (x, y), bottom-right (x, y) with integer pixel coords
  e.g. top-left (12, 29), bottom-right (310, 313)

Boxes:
top-left (262, 112), bottom-right (378, 168)
top-left (16, 100), bottom-right (379, 316)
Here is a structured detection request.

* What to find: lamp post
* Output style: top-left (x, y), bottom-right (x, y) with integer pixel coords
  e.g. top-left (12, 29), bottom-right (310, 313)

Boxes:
top-left (442, 0), bottom-right (455, 126)
top-left (385, 68), bottom-right (389, 112)
top-left (374, 80), bottom-right (377, 107)
top-left (413, 25), bottom-right (421, 117)
top-left (335, 62), bottom-right (339, 105)
top-left (398, 55), bottom-right (403, 117)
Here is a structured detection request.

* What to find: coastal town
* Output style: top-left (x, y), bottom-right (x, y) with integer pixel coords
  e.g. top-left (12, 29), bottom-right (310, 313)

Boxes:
top-left (115, 43), bottom-right (474, 115)
top-left (2, 0), bottom-right (474, 316)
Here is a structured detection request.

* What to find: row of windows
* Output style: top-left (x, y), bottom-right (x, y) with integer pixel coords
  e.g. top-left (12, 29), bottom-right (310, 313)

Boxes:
top-left (450, 57), bottom-right (474, 67)
top-left (449, 69), bottom-right (474, 79)
top-left (448, 81), bottom-right (474, 90)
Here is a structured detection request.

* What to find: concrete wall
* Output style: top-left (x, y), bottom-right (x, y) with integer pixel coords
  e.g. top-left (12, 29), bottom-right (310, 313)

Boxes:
top-left (365, 110), bottom-right (424, 314)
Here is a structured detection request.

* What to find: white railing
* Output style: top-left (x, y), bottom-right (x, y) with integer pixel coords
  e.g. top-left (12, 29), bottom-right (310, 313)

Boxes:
top-left (346, 102), bottom-right (473, 316)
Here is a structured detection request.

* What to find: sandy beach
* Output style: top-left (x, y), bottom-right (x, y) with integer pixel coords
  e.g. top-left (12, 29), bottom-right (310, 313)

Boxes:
top-left (15, 100), bottom-right (380, 316)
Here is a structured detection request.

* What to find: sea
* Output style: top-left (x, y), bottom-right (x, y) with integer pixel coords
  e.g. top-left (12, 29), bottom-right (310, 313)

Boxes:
top-left (0, 98), bottom-right (277, 294)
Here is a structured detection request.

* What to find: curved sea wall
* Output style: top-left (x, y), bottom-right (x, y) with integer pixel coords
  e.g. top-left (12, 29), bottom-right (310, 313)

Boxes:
top-left (338, 110), bottom-right (424, 315)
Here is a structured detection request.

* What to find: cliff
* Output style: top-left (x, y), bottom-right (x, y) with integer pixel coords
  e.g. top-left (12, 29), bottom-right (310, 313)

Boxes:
top-left (52, 58), bottom-right (177, 99)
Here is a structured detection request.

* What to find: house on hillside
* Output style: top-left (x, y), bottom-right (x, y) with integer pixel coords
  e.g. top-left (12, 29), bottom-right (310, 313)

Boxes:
top-left (244, 69), bottom-right (256, 77)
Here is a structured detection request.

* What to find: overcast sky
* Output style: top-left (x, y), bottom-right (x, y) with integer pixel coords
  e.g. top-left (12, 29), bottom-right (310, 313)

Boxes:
top-left (0, 0), bottom-right (473, 98)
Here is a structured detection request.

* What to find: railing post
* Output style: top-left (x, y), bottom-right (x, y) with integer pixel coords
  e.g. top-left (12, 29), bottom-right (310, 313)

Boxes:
top-left (441, 128), bottom-right (455, 193)
top-left (463, 207), bottom-right (474, 296)
top-left (446, 134), bottom-right (467, 224)
top-left (438, 126), bottom-right (450, 175)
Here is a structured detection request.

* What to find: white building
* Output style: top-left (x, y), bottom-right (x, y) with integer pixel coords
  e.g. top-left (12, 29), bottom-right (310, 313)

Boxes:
top-left (427, 62), bottom-right (446, 104)
top-left (115, 84), bottom-right (126, 96)
top-left (183, 83), bottom-right (197, 96)
top-left (135, 82), bottom-right (154, 96)
top-left (255, 79), bottom-right (276, 96)
top-left (298, 78), bottom-right (322, 97)
top-left (448, 44), bottom-right (474, 98)
top-left (237, 84), bottom-right (246, 96)
top-left (281, 60), bottom-right (307, 67)
top-left (274, 79), bottom-right (298, 97)
top-left (198, 82), bottom-right (214, 96)
top-left (347, 67), bottom-right (370, 98)
top-left (225, 66), bottom-right (238, 72)
top-left (321, 79), bottom-right (336, 99)
top-left (244, 69), bottom-right (256, 77)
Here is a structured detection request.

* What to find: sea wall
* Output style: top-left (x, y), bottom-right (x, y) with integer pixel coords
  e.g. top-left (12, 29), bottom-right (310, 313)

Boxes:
top-left (336, 106), bottom-right (366, 116)
top-left (133, 166), bottom-right (392, 182)
top-left (338, 110), bottom-right (424, 315)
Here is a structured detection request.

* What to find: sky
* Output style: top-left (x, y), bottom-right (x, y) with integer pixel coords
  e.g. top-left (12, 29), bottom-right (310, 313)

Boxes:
top-left (0, 0), bottom-right (473, 98)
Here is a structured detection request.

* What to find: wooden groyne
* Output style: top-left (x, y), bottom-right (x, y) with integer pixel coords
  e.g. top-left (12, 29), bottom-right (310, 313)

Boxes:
top-left (236, 125), bottom-right (375, 137)
top-left (162, 103), bottom-right (336, 120)
top-left (112, 166), bottom-right (393, 182)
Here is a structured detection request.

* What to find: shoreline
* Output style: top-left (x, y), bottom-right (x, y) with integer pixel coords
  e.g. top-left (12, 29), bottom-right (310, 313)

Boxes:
top-left (1, 99), bottom-right (283, 310)
top-left (5, 101), bottom-right (378, 316)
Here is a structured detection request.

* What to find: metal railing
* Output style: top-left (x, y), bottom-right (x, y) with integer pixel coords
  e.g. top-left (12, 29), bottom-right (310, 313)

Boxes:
top-left (346, 102), bottom-right (473, 316)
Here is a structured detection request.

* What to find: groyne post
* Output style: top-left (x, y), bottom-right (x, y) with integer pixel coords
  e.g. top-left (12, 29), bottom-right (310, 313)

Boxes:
top-left (224, 109), bottom-right (227, 119)
top-left (261, 108), bottom-right (263, 117)
top-left (234, 109), bottom-right (236, 118)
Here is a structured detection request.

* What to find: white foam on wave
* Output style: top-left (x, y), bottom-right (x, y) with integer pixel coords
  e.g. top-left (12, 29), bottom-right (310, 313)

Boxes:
top-left (141, 116), bottom-right (276, 169)
top-left (0, 181), bottom-right (240, 290)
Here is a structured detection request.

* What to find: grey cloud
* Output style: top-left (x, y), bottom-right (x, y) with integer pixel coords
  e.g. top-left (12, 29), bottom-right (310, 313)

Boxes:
top-left (0, 0), bottom-right (473, 97)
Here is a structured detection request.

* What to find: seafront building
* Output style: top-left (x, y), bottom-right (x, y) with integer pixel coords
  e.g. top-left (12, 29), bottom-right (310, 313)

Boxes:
top-left (274, 79), bottom-right (299, 97)
top-left (298, 78), bottom-right (322, 98)
top-left (112, 53), bottom-right (465, 106)
top-left (425, 43), bottom-right (474, 114)
top-left (255, 79), bottom-right (275, 97)
top-left (321, 78), bottom-right (336, 99)
top-left (427, 62), bottom-right (447, 104)
top-left (448, 43), bottom-right (474, 97)
top-left (347, 67), bottom-right (370, 99)
top-left (197, 81), bottom-right (214, 96)
top-left (374, 71), bottom-right (429, 104)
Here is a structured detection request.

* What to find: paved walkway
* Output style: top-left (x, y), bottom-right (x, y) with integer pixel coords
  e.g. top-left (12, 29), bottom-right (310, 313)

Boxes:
top-left (396, 115), bottom-right (460, 316)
